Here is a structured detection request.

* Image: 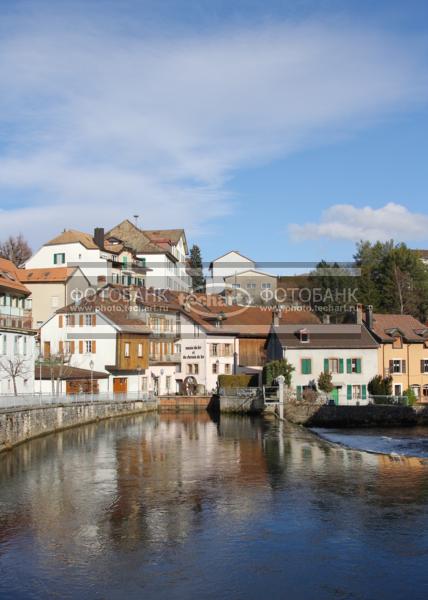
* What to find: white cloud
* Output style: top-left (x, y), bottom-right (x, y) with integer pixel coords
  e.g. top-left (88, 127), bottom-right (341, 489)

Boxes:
top-left (289, 202), bottom-right (428, 242)
top-left (0, 13), bottom-right (427, 246)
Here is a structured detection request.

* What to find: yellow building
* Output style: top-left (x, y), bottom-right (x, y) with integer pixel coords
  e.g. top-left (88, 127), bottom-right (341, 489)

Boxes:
top-left (364, 307), bottom-right (428, 401)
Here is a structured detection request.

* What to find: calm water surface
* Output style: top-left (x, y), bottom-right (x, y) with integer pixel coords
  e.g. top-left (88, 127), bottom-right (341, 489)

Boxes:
top-left (1, 413), bottom-right (428, 599)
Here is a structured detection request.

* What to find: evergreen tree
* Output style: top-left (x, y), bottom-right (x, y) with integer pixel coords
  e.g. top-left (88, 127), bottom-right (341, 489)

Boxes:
top-left (188, 244), bottom-right (205, 292)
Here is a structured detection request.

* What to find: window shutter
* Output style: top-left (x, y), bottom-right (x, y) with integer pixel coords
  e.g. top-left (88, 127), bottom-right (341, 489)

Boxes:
top-left (357, 358), bottom-right (362, 374)
top-left (92, 340), bottom-right (96, 353)
top-left (70, 315), bottom-right (75, 327)
top-left (79, 315), bottom-right (83, 327)
top-left (389, 360), bottom-right (393, 374)
top-left (296, 385), bottom-right (302, 400)
top-left (59, 341), bottom-right (64, 354)
top-left (53, 254), bottom-right (57, 265)
top-left (306, 359), bottom-right (312, 374)
top-left (422, 360), bottom-right (425, 374)
top-left (59, 315), bottom-right (63, 328)
top-left (362, 385), bottom-right (367, 400)
top-left (71, 341), bottom-right (75, 354)
top-left (402, 360), bottom-right (406, 373)
top-left (347, 385), bottom-right (352, 400)
top-left (346, 358), bottom-right (352, 374)
top-left (79, 341), bottom-right (83, 354)
top-left (324, 358), bottom-right (329, 373)
top-left (92, 314), bottom-right (96, 327)
top-left (339, 358), bottom-right (344, 374)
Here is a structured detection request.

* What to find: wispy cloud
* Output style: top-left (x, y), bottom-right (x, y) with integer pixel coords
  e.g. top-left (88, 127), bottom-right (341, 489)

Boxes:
top-left (0, 12), bottom-right (427, 246)
top-left (289, 202), bottom-right (428, 242)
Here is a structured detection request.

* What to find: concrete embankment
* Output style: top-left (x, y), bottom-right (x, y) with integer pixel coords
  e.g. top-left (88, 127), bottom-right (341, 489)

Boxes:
top-left (283, 402), bottom-right (428, 428)
top-left (0, 400), bottom-right (158, 452)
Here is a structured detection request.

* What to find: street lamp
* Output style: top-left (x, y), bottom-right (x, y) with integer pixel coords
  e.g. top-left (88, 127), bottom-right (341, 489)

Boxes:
top-left (89, 359), bottom-right (94, 402)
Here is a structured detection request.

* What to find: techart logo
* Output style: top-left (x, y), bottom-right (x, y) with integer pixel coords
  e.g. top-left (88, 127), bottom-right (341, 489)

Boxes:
top-left (178, 283), bottom-right (254, 319)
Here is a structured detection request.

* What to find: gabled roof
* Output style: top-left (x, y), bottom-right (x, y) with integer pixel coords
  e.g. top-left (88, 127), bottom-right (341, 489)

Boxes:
top-left (274, 323), bottom-right (379, 349)
top-left (209, 250), bottom-right (255, 269)
top-left (45, 229), bottom-right (100, 250)
top-left (106, 220), bottom-right (173, 255)
top-left (0, 258), bottom-right (30, 295)
top-left (18, 266), bottom-right (80, 283)
top-left (224, 269), bottom-right (277, 280)
top-left (368, 313), bottom-right (428, 343)
top-left (144, 228), bottom-right (187, 252)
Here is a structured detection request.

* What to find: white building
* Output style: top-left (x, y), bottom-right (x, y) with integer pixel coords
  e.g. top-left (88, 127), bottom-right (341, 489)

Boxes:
top-left (106, 220), bottom-right (191, 292)
top-left (25, 228), bottom-right (148, 289)
top-left (0, 258), bottom-right (36, 395)
top-left (206, 250), bottom-right (256, 294)
top-left (267, 323), bottom-right (379, 405)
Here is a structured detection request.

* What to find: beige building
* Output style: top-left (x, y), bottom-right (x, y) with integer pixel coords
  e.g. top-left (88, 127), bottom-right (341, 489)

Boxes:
top-left (19, 266), bottom-right (90, 328)
top-left (223, 269), bottom-right (277, 305)
top-left (364, 307), bottom-right (428, 401)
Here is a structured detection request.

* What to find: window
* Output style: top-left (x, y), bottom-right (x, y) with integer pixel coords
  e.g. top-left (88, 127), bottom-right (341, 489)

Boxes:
top-left (423, 385), bottom-right (428, 399)
top-left (65, 315), bottom-right (75, 327)
top-left (53, 253), bottom-right (65, 265)
top-left (347, 358), bottom-right (362, 374)
top-left (211, 344), bottom-right (218, 357)
top-left (301, 358), bottom-right (312, 375)
top-left (0, 335), bottom-right (6, 355)
top-left (421, 359), bottom-right (428, 374)
top-left (85, 314), bottom-right (93, 326)
top-left (212, 362), bottom-right (219, 374)
top-left (246, 282), bottom-right (256, 289)
top-left (142, 377), bottom-right (148, 391)
top-left (124, 343), bottom-right (130, 358)
top-left (51, 296), bottom-right (59, 308)
top-left (394, 384), bottom-right (402, 396)
top-left (224, 344), bottom-right (233, 357)
top-left (352, 385), bottom-right (362, 399)
top-left (85, 340), bottom-right (93, 353)
top-left (166, 376), bottom-right (171, 391)
top-left (224, 363), bottom-right (231, 375)
top-left (23, 337), bottom-right (27, 356)
top-left (326, 358), bottom-right (342, 374)
top-left (14, 335), bottom-right (20, 355)
top-left (194, 363), bottom-right (199, 375)
top-left (232, 283), bottom-right (241, 289)
top-left (261, 282), bottom-right (272, 289)
top-left (390, 359), bottom-right (406, 374)
top-left (300, 329), bottom-right (309, 343)
top-left (411, 385), bottom-right (420, 399)
top-left (138, 344), bottom-right (143, 358)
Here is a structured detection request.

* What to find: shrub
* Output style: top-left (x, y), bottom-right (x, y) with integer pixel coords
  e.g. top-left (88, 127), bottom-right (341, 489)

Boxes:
top-left (403, 387), bottom-right (418, 406)
top-left (217, 374), bottom-right (259, 388)
top-left (262, 360), bottom-right (294, 386)
top-left (317, 371), bottom-right (334, 394)
top-left (368, 375), bottom-right (393, 396)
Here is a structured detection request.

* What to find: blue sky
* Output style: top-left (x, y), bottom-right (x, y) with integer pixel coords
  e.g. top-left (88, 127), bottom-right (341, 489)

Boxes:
top-left (0, 0), bottom-right (428, 270)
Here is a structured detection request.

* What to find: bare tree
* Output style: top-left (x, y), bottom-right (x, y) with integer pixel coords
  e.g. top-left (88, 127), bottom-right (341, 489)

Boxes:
top-left (0, 357), bottom-right (31, 396)
top-left (42, 353), bottom-right (73, 395)
top-left (0, 234), bottom-right (32, 266)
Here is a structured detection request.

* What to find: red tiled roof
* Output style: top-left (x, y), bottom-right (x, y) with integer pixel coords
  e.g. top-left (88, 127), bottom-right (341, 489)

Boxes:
top-left (18, 267), bottom-right (78, 283)
top-left (0, 258), bottom-right (31, 294)
top-left (369, 313), bottom-right (428, 343)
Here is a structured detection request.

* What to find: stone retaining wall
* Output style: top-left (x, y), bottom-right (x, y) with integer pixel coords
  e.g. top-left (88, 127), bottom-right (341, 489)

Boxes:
top-left (158, 395), bottom-right (215, 412)
top-left (0, 400), bottom-right (158, 452)
top-left (219, 394), bottom-right (264, 414)
top-left (283, 402), bottom-right (428, 427)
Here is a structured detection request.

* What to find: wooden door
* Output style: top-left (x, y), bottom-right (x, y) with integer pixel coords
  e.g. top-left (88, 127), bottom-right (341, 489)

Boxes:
top-left (113, 377), bottom-right (128, 394)
top-left (44, 341), bottom-right (51, 358)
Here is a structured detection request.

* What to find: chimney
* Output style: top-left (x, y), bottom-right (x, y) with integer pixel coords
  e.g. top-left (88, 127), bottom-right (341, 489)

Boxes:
top-left (273, 306), bottom-right (282, 327)
top-left (365, 305), bottom-right (374, 330)
top-left (323, 314), bottom-right (330, 324)
top-left (94, 227), bottom-right (104, 250)
top-left (355, 303), bottom-right (363, 325)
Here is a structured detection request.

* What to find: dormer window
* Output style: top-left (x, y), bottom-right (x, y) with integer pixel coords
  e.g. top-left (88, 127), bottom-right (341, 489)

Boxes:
top-left (300, 329), bottom-right (309, 343)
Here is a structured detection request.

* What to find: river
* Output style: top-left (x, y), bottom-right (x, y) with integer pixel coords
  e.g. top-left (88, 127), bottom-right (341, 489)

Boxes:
top-left (1, 413), bottom-right (428, 599)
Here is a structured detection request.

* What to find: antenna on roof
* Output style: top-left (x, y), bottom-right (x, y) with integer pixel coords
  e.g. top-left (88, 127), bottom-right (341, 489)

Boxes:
top-left (133, 215), bottom-right (139, 227)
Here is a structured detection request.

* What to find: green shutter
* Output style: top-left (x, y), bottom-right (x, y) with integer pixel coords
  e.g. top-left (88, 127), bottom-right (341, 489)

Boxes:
top-left (53, 253), bottom-right (57, 265)
top-left (339, 358), bottom-right (344, 374)
top-left (296, 385), bottom-right (302, 400)
top-left (347, 385), bottom-right (352, 400)
top-left (307, 358), bottom-right (312, 374)
top-left (362, 384), bottom-right (367, 400)
top-left (346, 358), bottom-right (352, 374)
top-left (301, 359), bottom-right (312, 375)
top-left (356, 358), bottom-right (362, 374)
top-left (324, 358), bottom-right (329, 373)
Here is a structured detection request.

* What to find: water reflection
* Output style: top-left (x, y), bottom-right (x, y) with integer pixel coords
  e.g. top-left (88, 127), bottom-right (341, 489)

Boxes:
top-left (1, 413), bottom-right (428, 599)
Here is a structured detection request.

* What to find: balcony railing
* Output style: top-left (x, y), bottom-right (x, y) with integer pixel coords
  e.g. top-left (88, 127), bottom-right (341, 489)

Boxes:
top-left (149, 353), bottom-right (181, 363)
top-left (0, 315), bottom-right (33, 330)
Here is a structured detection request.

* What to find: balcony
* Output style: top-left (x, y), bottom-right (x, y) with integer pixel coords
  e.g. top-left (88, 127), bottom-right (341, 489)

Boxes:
top-left (0, 314), bottom-right (33, 331)
top-left (149, 353), bottom-right (181, 364)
